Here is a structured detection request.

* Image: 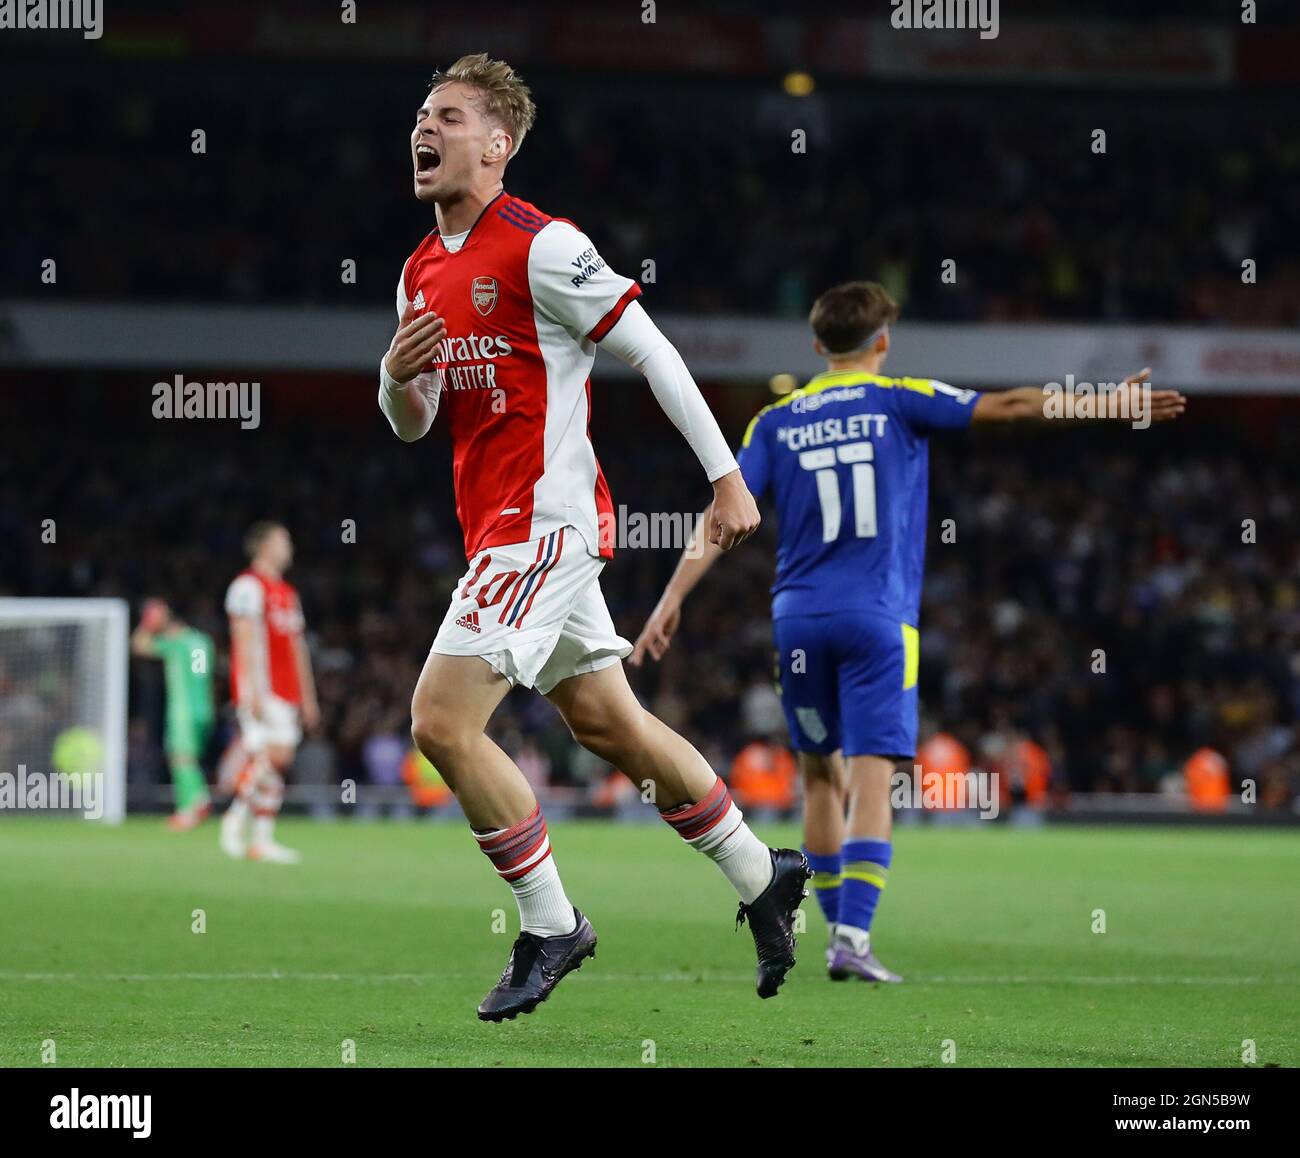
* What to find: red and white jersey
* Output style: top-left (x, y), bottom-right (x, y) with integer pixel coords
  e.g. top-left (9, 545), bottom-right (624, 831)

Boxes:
top-left (224, 569), bottom-right (305, 705)
top-left (398, 192), bottom-right (641, 561)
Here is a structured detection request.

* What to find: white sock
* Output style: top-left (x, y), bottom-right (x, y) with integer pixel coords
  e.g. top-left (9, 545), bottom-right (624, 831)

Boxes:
top-left (688, 809), bottom-right (774, 903)
top-left (474, 808), bottom-right (577, 938)
top-left (836, 923), bottom-right (871, 955)
top-left (510, 857), bottom-right (577, 937)
top-left (703, 819), bottom-right (774, 903)
top-left (251, 814), bottom-right (276, 847)
top-left (661, 781), bottom-right (775, 903)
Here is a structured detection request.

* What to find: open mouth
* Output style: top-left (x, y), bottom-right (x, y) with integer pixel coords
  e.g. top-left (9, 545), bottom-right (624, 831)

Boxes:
top-left (416, 144), bottom-right (441, 173)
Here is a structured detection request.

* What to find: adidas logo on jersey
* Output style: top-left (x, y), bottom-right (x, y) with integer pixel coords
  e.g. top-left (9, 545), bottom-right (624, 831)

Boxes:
top-left (455, 610), bottom-right (481, 633)
top-left (413, 289), bottom-right (426, 312)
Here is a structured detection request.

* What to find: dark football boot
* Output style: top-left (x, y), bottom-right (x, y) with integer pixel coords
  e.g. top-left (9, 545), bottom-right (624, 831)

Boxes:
top-left (734, 848), bottom-right (812, 998)
top-left (476, 909), bottom-right (596, 1022)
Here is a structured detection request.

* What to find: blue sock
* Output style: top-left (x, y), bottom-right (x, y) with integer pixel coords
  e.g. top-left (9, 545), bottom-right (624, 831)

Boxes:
top-left (803, 847), bottom-right (842, 928)
top-left (839, 838), bottom-right (892, 936)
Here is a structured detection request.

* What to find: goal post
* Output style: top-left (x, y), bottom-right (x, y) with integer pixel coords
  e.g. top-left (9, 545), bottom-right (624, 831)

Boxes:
top-left (0, 598), bottom-right (129, 825)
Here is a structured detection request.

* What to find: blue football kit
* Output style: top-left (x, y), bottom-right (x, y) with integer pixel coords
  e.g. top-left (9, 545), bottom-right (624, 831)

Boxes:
top-left (737, 369), bottom-right (977, 759)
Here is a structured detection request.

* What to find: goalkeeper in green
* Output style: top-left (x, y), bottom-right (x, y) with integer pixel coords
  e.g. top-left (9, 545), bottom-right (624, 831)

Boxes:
top-left (132, 598), bottom-right (217, 830)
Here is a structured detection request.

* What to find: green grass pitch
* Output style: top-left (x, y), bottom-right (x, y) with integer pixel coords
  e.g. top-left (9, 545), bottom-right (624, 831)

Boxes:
top-left (0, 818), bottom-right (1296, 1068)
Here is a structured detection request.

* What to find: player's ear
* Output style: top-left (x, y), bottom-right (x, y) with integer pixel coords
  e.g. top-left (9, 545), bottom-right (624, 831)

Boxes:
top-left (875, 327), bottom-right (891, 355)
top-left (485, 129), bottom-right (511, 163)
top-left (812, 338), bottom-right (827, 357)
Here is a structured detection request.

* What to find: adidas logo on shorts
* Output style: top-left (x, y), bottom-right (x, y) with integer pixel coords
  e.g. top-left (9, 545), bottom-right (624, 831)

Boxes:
top-left (455, 610), bottom-right (481, 633)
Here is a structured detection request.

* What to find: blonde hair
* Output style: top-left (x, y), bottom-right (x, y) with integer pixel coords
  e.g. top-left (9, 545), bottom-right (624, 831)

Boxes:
top-left (432, 53), bottom-right (536, 158)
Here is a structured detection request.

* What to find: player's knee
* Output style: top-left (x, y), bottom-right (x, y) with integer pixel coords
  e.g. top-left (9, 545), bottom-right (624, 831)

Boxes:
top-left (802, 755), bottom-right (838, 785)
top-left (410, 703), bottom-right (474, 772)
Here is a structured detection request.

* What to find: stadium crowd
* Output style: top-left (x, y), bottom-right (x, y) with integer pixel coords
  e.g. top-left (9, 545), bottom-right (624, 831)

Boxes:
top-left (2, 386), bottom-right (1296, 811)
top-left (3, 60), bottom-right (1297, 326)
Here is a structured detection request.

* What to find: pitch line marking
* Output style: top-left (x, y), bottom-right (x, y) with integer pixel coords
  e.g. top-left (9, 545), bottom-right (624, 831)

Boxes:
top-left (0, 971), bottom-right (1289, 986)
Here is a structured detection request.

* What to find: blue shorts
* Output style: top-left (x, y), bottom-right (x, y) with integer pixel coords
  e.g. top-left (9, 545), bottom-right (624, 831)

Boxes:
top-left (772, 611), bottom-right (919, 760)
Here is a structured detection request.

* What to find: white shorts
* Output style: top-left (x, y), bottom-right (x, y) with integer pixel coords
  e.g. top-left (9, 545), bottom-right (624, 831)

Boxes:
top-left (431, 526), bottom-right (632, 695)
top-left (237, 695), bottom-right (302, 754)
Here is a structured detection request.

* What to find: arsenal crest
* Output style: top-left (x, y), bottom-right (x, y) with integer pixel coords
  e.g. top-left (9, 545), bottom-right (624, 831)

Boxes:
top-left (471, 276), bottom-right (498, 317)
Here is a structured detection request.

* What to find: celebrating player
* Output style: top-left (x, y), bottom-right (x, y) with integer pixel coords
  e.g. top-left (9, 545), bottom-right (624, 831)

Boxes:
top-left (130, 598), bottom-right (216, 831)
top-left (379, 53), bottom-right (810, 1021)
top-left (632, 280), bottom-right (1186, 982)
top-left (219, 522), bottom-right (319, 864)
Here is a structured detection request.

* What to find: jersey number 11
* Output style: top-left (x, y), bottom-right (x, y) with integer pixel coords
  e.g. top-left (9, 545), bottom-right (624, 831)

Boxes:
top-left (798, 442), bottom-right (877, 543)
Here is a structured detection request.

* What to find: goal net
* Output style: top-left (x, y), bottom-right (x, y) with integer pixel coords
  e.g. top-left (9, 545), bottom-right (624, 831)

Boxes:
top-left (0, 599), bottom-right (129, 824)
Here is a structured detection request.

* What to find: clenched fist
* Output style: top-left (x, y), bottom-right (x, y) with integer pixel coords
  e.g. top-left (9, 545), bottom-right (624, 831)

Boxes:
top-left (709, 469), bottom-right (760, 551)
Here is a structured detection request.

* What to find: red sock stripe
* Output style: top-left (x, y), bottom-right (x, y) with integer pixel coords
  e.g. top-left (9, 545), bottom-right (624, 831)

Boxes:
top-left (499, 844), bottom-right (551, 883)
top-left (475, 806), bottom-right (551, 881)
top-left (234, 762), bottom-right (257, 797)
top-left (660, 779), bottom-right (733, 841)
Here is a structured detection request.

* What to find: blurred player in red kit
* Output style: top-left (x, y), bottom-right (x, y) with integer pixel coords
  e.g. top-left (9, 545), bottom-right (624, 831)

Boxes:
top-left (219, 522), bottom-right (319, 864)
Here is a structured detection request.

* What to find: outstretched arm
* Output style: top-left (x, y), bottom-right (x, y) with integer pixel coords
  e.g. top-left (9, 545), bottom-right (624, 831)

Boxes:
top-left (600, 301), bottom-right (760, 550)
top-left (971, 367), bottom-right (1185, 424)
